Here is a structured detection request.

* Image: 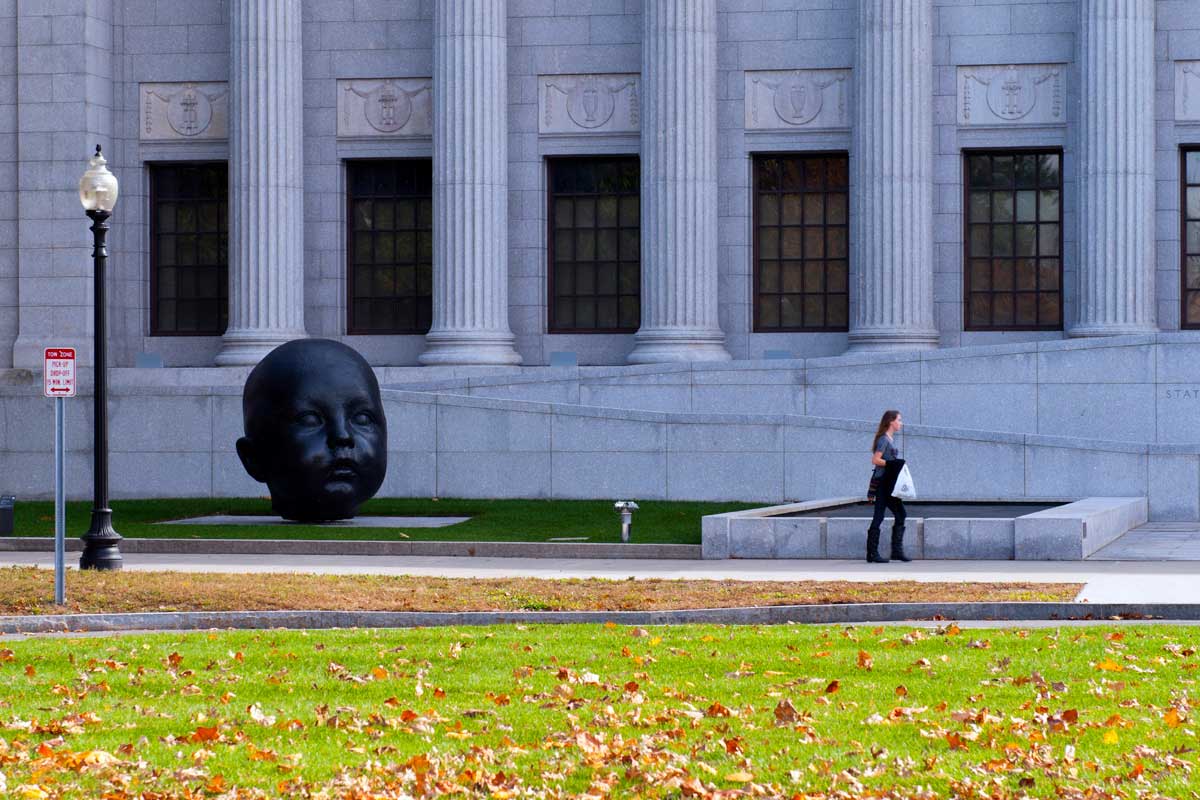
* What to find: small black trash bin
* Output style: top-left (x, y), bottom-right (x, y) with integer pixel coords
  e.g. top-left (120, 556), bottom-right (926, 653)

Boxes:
top-left (0, 496), bottom-right (13, 536)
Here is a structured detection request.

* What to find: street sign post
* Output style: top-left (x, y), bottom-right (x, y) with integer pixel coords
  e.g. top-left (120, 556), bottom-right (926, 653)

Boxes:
top-left (43, 348), bottom-right (75, 605)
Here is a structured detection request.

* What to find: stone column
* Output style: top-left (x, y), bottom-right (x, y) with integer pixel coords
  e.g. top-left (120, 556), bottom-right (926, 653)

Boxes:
top-left (419, 0), bottom-right (521, 366)
top-left (214, 0), bottom-right (307, 366)
top-left (847, 0), bottom-right (939, 352)
top-left (626, 0), bottom-right (730, 364)
top-left (1072, 0), bottom-right (1156, 336)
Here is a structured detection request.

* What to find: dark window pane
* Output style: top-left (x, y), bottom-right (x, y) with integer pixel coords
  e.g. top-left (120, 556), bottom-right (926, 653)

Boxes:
top-left (1039, 260), bottom-right (1061, 290)
top-left (992, 156), bottom-right (1014, 188)
top-left (965, 150), bottom-right (1062, 330)
top-left (780, 262), bottom-right (803, 294)
top-left (968, 294), bottom-right (991, 326)
top-left (759, 298), bottom-right (780, 328)
top-left (826, 193), bottom-right (847, 225)
top-left (992, 192), bottom-right (1014, 223)
top-left (803, 296), bottom-right (824, 327)
top-left (1015, 258), bottom-right (1037, 291)
top-left (803, 228), bottom-right (824, 259)
top-left (969, 191), bottom-right (990, 223)
top-left (619, 296), bottom-right (639, 328)
top-left (596, 263), bottom-right (618, 295)
top-left (1015, 155), bottom-right (1038, 189)
top-left (1187, 151), bottom-right (1200, 184)
top-left (970, 259), bottom-right (989, 291)
top-left (782, 194), bottom-right (803, 225)
top-left (992, 259), bottom-right (1013, 291)
top-left (1015, 225), bottom-right (1037, 257)
top-left (1039, 189), bottom-right (1060, 222)
top-left (754, 154), bottom-right (849, 330)
top-left (968, 156), bottom-right (991, 187)
top-left (969, 225), bottom-right (990, 256)
top-left (1015, 292), bottom-right (1038, 325)
top-left (803, 261), bottom-right (824, 293)
top-left (1039, 292), bottom-right (1061, 326)
top-left (827, 294), bottom-right (848, 327)
top-left (781, 227), bottom-right (803, 259)
top-left (547, 157), bottom-right (640, 332)
top-left (780, 295), bottom-right (803, 327)
top-left (760, 261), bottom-right (780, 293)
top-left (759, 194), bottom-right (779, 225)
top-left (1038, 153), bottom-right (1061, 186)
top-left (150, 163), bottom-right (228, 335)
top-left (346, 159), bottom-right (433, 333)
top-left (826, 158), bottom-right (848, 189)
top-left (597, 196), bottom-right (618, 227)
top-left (596, 297), bottom-right (618, 328)
top-left (827, 260), bottom-right (848, 293)
top-left (992, 293), bottom-right (1014, 325)
top-left (1039, 224), bottom-right (1060, 257)
top-left (1015, 190), bottom-right (1037, 222)
top-left (826, 228), bottom-right (847, 258)
top-left (992, 226), bottom-right (1013, 257)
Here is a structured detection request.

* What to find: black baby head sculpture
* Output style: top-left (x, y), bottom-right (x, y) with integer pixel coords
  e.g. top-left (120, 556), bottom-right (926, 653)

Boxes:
top-left (237, 339), bottom-right (387, 521)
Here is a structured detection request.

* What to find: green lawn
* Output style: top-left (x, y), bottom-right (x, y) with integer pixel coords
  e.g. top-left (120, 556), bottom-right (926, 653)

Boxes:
top-left (11, 498), bottom-right (758, 544)
top-left (0, 624), bottom-right (1195, 798)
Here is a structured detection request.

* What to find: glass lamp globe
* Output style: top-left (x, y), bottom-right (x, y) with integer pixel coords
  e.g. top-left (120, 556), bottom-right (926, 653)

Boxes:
top-left (78, 145), bottom-right (119, 212)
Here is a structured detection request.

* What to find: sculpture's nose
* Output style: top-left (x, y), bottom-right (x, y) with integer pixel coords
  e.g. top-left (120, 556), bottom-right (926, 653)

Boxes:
top-left (328, 413), bottom-right (354, 447)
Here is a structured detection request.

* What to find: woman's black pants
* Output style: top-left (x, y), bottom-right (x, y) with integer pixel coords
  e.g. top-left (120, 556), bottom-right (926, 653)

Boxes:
top-left (869, 493), bottom-right (906, 530)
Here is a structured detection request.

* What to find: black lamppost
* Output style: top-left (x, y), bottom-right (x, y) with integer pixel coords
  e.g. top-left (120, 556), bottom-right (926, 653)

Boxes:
top-left (78, 145), bottom-right (123, 571)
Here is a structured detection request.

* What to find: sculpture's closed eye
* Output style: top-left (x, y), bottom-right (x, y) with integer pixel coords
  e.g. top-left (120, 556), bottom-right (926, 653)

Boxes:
top-left (295, 411), bottom-right (323, 426)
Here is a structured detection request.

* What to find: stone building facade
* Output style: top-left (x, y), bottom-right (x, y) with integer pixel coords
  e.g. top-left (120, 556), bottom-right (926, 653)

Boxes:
top-left (2, 0), bottom-right (1199, 370)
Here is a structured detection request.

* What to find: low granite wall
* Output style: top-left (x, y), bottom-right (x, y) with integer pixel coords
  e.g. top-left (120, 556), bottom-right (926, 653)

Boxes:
top-left (1, 334), bottom-right (1199, 517)
top-left (377, 334), bottom-right (1200, 445)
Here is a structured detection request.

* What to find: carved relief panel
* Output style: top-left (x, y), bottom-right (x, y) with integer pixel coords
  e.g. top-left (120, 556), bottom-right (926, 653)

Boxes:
top-left (1176, 62), bottom-right (1200, 122)
top-left (957, 64), bottom-right (1065, 126)
top-left (140, 82), bottom-right (229, 140)
top-left (538, 74), bottom-right (640, 134)
top-left (337, 78), bottom-right (432, 138)
top-left (744, 69), bottom-right (850, 130)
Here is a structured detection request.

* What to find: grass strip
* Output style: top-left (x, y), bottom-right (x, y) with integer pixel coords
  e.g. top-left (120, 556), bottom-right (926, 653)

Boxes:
top-left (10, 498), bottom-right (760, 543)
top-left (0, 624), bottom-right (1196, 798)
top-left (0, 567), bottom-right (1081, 615)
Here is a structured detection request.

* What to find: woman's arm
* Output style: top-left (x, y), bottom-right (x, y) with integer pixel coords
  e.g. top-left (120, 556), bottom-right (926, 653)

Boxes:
top-left (872, 449), bottom-right (886, 467)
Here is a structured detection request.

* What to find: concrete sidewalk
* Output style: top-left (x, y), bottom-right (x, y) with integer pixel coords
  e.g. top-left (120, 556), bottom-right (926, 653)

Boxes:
top-left (3, 551), bottom-right (1198, 604)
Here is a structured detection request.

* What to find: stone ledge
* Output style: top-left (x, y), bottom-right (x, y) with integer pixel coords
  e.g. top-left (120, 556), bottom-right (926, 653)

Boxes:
top-left (0, 538), bottom-right (701, 560)
top-left (1, 603), bottom-right (1196, 635)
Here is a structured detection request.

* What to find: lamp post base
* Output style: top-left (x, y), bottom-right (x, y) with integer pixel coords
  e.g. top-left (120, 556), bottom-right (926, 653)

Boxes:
top-left (80, 508), bottom-right (123, 570)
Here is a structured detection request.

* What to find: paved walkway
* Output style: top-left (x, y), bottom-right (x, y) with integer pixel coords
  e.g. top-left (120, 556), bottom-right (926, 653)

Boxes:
top-left (3, 551), bottom-right (1198, 604)
top-left (1090, 522), bottom-right (1200, 560)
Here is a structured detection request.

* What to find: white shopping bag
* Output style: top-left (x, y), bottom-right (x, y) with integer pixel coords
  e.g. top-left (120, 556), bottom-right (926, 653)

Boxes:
top-left (892, 464), bottom-right (917, 500)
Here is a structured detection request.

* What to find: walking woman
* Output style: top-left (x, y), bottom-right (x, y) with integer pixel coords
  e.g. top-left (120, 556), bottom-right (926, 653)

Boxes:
top-left (866, 409), bottom-right (910, 563)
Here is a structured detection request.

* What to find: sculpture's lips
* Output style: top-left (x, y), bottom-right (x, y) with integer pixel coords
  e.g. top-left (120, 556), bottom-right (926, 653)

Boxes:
top-left (328, 460), bottom-right (359, 481)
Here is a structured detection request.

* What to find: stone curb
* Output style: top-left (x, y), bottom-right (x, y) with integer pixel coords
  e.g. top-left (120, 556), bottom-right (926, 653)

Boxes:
top-left (0, 538), bottom-right (700, 560)
top-left (1, 603), bottom-right (1196, 634)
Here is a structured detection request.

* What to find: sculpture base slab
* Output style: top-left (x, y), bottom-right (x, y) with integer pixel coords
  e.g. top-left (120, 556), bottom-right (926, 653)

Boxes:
top-left (161, 515), bottom-right (471, 528)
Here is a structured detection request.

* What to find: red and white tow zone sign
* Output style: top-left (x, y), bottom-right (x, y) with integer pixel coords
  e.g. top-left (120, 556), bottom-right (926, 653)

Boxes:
top-left (44, 348), bottom-right (77, 398)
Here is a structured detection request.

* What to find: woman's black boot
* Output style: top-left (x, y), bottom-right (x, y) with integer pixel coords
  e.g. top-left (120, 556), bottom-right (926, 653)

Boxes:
top-left (866, 527), bottom-right (889, 563)
top-left (890, 525), bottom-right (911, 562)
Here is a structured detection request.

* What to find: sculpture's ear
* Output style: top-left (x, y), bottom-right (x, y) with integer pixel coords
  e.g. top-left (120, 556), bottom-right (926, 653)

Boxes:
top-left (236, 436), bottom-right (267, 483)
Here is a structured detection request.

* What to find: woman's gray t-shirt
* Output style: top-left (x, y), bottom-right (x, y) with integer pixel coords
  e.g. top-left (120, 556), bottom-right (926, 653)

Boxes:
top-left (872, 434), bottom-right (898, 478)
